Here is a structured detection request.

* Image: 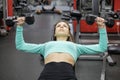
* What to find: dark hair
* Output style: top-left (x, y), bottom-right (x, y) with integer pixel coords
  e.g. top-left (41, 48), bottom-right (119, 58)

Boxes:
top-left (52, 20), bottom-right (74, 42)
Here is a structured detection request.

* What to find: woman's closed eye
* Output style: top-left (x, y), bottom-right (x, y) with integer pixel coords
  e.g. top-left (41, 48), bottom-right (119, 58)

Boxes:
top-left (56, 25), bottom-right (68, 28)
top-left (63, 24), bottom-right (68, 28)
top-left (56, 25), bottom-right (60, 28)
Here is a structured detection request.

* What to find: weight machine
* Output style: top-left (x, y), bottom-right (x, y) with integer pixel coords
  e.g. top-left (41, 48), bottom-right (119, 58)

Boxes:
top-left (74, 0), bottom-right (120, 33)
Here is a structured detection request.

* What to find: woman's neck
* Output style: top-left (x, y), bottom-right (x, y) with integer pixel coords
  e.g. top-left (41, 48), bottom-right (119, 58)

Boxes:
top-left (56, 36), bottom-right (68, 41)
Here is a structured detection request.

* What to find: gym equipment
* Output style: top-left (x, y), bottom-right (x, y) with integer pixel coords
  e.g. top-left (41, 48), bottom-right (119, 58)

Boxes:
top-left (79, 51), bottom-right (109, 80)
top-left (85, 14), bottom-right (97, 25)
top-left (79, 52), bottom-right (108, 80)
top-left (78, 0), bottom-right (99, 15)
top-left (0, 28), bottom-right (8, 36)
top-left (108, 44), bottom-right (120, 55)
top-left (28, 1), bottom-right (73, 13)
top-left (14, 1), bottom-right (28, 15)
top-left (70, 10), bottom-right (82, 20)
top-left (0, 10), bottom-right (3, 19)
top-left (62, 10), bottom-right (82, 22)
top-left (5, 14), bottom-right (35, 27)
top-left (79, 43), bottom-right (119, 80)
top-left (36, 6), bottom-right (62, 14)
top-left (92, 0), bottom-right (99, 15)
top-left (105, 18), bottom-right (115, 28)
top-left (108, 11), bottom-right (119, 19)
top-left (85, 14), bottom-right (115, 28)
top-left (107, 44), bottom-right (120, 66)
top-left (34, 0), bottom-right (51, 5)
top-left (70, 10), bottom-right (82, 43)
top-left (35, 3), bottom-right (62, 14)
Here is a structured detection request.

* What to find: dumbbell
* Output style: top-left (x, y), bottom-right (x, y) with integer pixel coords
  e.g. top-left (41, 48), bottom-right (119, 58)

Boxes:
top-left (108, 44), bottom-right (120, 66)
top-left (61, 10), bottom-right (82, 21)
top-left (0, 10), bottom-right (3, 19)
top-left (108, 10), bottom-right (120, 19)
top-left (86, 14), bottom-right (115, 28)
top-left (70, 10), bottom-right (82, 21)
top-left (5, 14), bottom-right (35, 27)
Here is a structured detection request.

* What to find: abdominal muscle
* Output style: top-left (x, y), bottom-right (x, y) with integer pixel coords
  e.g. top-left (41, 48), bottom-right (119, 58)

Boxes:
top-left (45, 52), bottom-right (75, 66)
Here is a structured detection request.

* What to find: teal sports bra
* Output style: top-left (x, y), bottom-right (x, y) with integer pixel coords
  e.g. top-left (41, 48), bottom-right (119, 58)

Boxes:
top-left (16, 26), bottom-right (107, 62)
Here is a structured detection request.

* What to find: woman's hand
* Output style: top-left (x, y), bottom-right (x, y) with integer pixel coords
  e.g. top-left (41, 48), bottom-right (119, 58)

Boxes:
top-left (96, 17), bottom-right (106, 28)
top-left (16, 17), bottom-right (25, 26)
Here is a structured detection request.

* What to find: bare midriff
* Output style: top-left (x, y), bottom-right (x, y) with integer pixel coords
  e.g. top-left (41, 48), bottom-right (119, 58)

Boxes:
top-left (45, 52), bottom-right (75, 66)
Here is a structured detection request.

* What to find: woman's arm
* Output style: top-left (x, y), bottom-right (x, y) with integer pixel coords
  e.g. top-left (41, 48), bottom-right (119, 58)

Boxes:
top-left (76, 17), bottom-right (108, 55)
top-left (15, 17), bottom-right (45, 54)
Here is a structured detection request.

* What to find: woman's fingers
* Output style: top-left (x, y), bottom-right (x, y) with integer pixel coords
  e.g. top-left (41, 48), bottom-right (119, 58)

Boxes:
top-left (16, 17), bottom-right (25, 26)
top-left (96, 17), bottom-right (105, 23)
top-left (96, 17), bottom-right (106, 28)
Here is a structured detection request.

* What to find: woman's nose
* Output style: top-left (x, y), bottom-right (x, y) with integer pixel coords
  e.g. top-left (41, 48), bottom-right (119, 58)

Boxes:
top-left (60, 25), bottom-right (64, 28)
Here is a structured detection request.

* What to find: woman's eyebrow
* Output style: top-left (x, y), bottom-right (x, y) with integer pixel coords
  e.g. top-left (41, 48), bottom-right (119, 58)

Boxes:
top-left (63, 24), bottom-right (69, 27)
top-left (56, 24), bottom-right (60, 27)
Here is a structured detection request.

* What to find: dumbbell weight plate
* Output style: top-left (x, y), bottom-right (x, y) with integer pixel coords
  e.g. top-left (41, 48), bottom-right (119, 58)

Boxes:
top-left (105, 18), bottom-right (115, 28)
top-left (0, 10), bottom-right (3, 19)
top-left (86, 15), bottom-right (96, 25)
top-left (25, 16), bottom-right (35, 25)
top-left (5, 19), bottom-right (15, 27)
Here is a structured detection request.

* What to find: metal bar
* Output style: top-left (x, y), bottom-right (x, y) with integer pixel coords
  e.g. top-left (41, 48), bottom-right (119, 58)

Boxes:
top-left (100, 52), bottom-right (108, 80)
top-left (75, 20), bottom-right (80, 43)
top-left (92, 0), bottom-right (99, 15)
top-left (79, 54), bottom-right (104, 61)
top-left (3, 0), bottom-right (7, 28)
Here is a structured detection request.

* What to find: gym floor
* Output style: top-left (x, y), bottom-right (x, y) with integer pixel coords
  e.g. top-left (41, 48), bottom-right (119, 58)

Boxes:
top-left (0, 0), bottom-right (120, 80)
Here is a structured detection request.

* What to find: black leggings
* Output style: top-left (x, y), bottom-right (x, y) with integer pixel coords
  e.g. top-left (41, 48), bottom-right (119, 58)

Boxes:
top-left (38, 62), bottom-right (77, 80)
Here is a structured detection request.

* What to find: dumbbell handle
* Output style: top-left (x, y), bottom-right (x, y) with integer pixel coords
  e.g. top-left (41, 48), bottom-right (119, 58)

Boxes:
top-left (63, 13), bottom-right (71, 18)
top-left (87, 14), bottom-right (98, 18)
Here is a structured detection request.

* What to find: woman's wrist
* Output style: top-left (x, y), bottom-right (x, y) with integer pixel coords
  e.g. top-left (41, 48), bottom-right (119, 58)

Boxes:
top-left (98, 24), bottom-right (106, 28)
top-left (98, 27), bottom-right (107, 34)
top-left (17, 22), bottom-right (24, 27)
top-left (17, 25), bottom-right (23, 28)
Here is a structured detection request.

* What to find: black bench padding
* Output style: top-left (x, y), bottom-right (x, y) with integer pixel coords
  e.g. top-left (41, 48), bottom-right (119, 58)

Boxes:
top-left (108, 44), bottom-right (120, 54)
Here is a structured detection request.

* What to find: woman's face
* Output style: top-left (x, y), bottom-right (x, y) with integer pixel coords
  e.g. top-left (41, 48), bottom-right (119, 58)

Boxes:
top-left (55, 22), bottom-right (70, 37)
